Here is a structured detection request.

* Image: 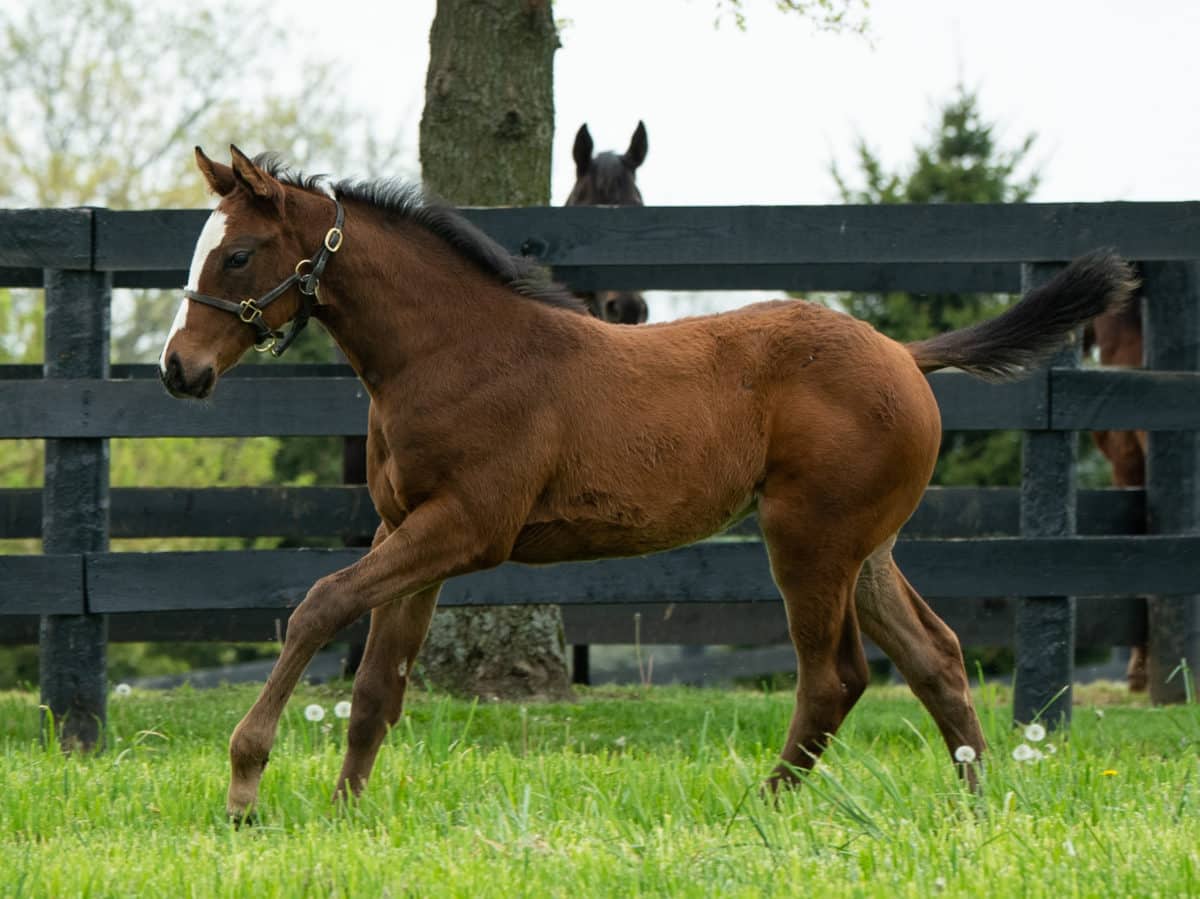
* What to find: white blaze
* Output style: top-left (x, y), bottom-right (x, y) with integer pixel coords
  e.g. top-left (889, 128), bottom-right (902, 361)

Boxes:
top-left (159, 209), bottom-right (228, 372)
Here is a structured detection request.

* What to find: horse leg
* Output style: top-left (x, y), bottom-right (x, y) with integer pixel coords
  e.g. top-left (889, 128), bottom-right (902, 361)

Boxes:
top-left (226, 497), bottom-right (490, 820)
top-left (855, 538), bottom-right (986, 783)
top-left (1121, 435), bottom-right (1148, 692)
top-left (760, 502), bottom-right (871, 789)
top-left (1096, 431), bottom-right (1149, 692)
top-left (334, 584), bottom-right (440, 799)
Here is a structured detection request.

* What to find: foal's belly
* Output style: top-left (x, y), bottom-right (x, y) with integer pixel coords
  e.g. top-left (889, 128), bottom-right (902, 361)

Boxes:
top-left (509, 492), bottom-right (757, 564)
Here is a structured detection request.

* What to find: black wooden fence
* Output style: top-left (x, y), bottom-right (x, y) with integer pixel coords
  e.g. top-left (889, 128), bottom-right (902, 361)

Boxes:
top-left (2, 202), bottom-right (1200, 745)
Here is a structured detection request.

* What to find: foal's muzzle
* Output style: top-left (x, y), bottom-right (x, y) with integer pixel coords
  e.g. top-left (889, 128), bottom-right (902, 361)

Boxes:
top-left (161, 352), bottom-right (215, 399)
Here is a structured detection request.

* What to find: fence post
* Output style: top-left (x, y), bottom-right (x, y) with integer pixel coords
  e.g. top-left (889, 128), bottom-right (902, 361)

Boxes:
top-left (1141, 261), bottom-right (1200, 703)
top-left (1015, 261), bottom-right (1076, 727)
top-left (40, 264), bottom-right (111, 750)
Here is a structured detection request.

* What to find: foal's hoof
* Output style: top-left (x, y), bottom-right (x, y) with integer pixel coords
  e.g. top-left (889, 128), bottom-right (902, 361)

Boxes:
top-left (766, 763), bottom-right (806, 790)
top-left (760, 764), bottom-right (807, 802)
top-left (227, 808), bottom-right (258, 829)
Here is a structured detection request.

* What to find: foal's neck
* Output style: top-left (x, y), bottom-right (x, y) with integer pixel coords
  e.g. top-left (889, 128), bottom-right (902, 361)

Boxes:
top-left (309, 198), bottom-right (576, 392)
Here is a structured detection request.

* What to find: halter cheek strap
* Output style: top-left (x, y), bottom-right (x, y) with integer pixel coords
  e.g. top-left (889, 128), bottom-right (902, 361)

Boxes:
top-left (183, 198), bottom-right (345, 357)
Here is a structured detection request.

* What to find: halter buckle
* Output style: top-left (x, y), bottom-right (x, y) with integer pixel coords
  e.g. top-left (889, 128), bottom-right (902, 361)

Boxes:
top-left (324, 227), bottom-right (344, 253)
top-left (238, 298), bottom-right (264, 324)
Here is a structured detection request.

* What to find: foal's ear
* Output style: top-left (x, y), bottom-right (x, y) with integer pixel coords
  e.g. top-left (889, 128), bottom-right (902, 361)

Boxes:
top-left (623, 121), bottom-right (648, 171)
top-left (195, 146), bottom-right (236, 196)
top-left (229, 144), bottom-right (284, 215)
top-left (572, 124), bottom-right (594, 177)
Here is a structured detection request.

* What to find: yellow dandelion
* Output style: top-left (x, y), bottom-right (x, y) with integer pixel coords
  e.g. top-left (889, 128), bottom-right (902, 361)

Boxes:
top-left (1101, 769), bottom-right (1118, 777)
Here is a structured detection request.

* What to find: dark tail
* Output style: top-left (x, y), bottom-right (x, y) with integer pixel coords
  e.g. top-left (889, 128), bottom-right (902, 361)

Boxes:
top-left (906, 251), bottom-right (1138, 380)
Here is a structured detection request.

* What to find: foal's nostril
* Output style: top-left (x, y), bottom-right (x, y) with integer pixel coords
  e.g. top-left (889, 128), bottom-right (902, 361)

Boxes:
top-left (195, 367), bottom-right (216, 397)
top-left (162, 353), bottom-right (184, 391)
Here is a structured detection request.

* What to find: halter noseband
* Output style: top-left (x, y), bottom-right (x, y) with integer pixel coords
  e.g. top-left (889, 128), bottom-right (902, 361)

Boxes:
top-left (183, 198), bottom-right (345, 357)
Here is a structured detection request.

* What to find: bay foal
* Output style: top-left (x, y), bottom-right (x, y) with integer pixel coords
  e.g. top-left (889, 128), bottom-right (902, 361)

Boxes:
top-left (160, 147), bottom-right (1136, 820)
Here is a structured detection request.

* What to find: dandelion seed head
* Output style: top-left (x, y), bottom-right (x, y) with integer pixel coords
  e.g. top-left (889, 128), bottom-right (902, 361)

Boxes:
top-left (1024, 722), bottom-right (1046, 743)
top-left (1064, 838), bottom-right (1077, 858)
top-left (1012, 743), bottom-right (1037, 762)
top-left (304, 704), bottom-right (325, 722)
top-left (334, 701), bottom-right (351, 719)
top-left (113, 683), bottom-right (132, 698)
top-left (953, 745), bottom-right (977, 764)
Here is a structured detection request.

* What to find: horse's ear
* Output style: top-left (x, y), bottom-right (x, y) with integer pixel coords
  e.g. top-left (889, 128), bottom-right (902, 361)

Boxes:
top-left (195, 147), bottom-right (236, 196)
top-left (229, 144), bottom-right (284, 215)
top-left (572, 124), bottom-right (594, 177)
top-left (623, 121), bottom-right (648, 171)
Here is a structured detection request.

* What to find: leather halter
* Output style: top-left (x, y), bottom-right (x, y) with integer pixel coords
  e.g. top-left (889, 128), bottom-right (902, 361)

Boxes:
top-left (183, 198), bottom-right (345, 357)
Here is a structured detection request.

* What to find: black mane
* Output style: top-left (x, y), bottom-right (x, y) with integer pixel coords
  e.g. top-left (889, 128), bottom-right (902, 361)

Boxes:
top-left (254, 154), bottom-right (587, 316)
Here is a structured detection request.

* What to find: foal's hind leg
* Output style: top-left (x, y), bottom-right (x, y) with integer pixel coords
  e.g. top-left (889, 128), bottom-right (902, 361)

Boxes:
top-left (334, 584), bottom-right (440, 799)
top-left (855, 538), bottom-right (986, 779)
top-left (760, 502), bottom-right (872, 788)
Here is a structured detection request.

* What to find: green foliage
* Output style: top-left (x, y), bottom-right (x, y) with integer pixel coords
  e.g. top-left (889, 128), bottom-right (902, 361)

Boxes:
top-left (0, 0), bottom-right (401, 502)
top-left (832, 85), bottom-right (1039, 486)
top-left (110, 438), bottom-right (280, 492)
top-left (0, 684), bottom-right (1196, 897)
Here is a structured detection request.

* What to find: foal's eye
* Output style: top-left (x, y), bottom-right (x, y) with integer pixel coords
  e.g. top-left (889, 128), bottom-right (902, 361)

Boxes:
top-left (226, 250), bottom-right (251, 269)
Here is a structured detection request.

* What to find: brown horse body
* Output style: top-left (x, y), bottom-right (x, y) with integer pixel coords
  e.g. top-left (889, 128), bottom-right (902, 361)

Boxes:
top-left (1085, 301), bottom-right (1148, 690)
top-left (161, 148), bottom-right (1136, 820)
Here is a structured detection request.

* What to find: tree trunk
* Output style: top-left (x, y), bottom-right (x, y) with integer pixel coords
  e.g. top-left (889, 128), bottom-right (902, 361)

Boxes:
top-left (416, 0), bottom-right (571, 702)
top-left (420, 0), bottom-right (557, 205)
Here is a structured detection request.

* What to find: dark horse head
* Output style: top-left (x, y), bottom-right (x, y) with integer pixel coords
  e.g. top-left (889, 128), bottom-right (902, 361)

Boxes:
top-left (565, 121), bottom-right (649, 324)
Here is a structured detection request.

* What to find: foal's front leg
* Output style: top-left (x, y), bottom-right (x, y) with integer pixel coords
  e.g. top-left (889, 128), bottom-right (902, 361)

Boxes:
top-left (226, 498), bottom-right (495, 821)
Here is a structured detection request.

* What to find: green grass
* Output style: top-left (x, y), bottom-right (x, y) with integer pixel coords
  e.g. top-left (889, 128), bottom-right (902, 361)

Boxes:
top-left (1, 681), bottom-right (1197, 898)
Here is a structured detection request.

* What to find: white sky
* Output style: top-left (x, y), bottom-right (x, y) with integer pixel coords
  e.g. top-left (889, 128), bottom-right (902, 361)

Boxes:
top-left (278, 0), bottom-right (1200, 317)
top-left (282, 0), bottom-right (1200, 203)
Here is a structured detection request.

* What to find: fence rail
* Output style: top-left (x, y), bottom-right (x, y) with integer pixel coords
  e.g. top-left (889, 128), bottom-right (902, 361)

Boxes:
top-left (2, 201), bottom-right (1199, 746)
top-left (0, 485), bottom-right (1149, 541)
top-left (1, 369), bottom-right (1197, 437)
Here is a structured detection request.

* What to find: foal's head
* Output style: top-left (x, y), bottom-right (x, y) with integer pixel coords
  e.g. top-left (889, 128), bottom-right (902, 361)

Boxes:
top-left (159, 146), bottom-right (336, 398)
top-left (565, 121), bottom-right (649, 325)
